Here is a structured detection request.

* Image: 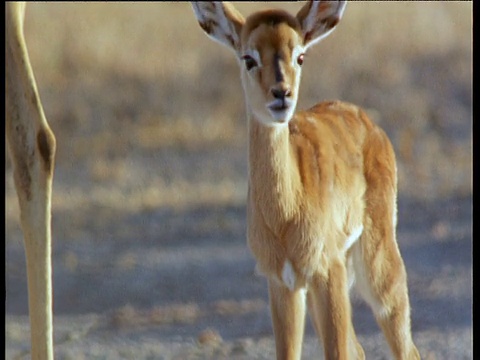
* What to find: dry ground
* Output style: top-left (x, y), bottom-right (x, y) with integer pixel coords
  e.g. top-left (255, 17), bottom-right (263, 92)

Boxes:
top-left (6, 2), bottom-right (471, 359)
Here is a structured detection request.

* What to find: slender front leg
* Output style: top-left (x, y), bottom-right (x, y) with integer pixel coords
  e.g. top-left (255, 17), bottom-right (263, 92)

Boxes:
top-left (309, 260), bottom-right (362, 360)
top-left (268, 280), bottom-right (307, 360)
top-left (6, 3), bottom-right (56, 359)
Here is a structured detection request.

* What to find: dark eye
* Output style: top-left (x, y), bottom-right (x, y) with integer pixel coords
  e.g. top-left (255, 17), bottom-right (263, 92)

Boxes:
top-left (242, 55), bottom-right (258, 71)
top-left (297, 53), bottom-right (305, 66)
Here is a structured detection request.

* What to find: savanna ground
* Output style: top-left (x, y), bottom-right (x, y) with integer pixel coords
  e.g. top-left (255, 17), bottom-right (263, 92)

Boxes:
top-left (5, 2), bottom-right (472, 359)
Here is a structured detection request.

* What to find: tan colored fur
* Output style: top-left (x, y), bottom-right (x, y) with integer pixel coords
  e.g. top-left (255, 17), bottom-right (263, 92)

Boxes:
top-left (192, 1), bottom-right (420, 359)
top-left (6, 2), bottom-right (56, 359)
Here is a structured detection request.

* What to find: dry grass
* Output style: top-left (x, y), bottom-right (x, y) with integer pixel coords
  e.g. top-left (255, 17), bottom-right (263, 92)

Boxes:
top-left (6, 2), bottom-right (472, 219)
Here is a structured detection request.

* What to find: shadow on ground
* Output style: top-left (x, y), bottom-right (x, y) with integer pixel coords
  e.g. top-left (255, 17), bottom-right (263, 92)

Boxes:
top-left (6, 195), bottom-right (471, 343)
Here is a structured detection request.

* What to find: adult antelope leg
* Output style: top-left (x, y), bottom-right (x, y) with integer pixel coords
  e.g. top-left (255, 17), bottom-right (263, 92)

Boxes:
top-left (6, 2), bottom-right (56, 359)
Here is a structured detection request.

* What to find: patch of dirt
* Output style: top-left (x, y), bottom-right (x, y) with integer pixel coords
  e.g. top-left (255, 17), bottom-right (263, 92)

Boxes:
top-left (6, 194), bottom-right (472, 359)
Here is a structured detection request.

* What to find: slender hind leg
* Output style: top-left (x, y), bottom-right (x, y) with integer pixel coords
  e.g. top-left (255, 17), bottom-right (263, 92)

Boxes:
top-left (6, 2), bottom-right (56, 359)
top-left (353, 132), bottom-right (420, 360)
top-left (352, 229), bottom-right (419, 360)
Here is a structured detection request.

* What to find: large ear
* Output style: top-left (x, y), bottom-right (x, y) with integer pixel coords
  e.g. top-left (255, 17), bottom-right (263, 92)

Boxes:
top-left (296, 0), bottom-right (346, 49)
top-left (191, 2), bottom-right (245, 55)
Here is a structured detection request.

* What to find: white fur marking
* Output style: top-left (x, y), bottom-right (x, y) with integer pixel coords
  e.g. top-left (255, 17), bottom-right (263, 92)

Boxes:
top-left (282, 260), bottom-right (296, 291)
top-left (344, 225), bottom-right (363, 251)
top-left (392, 191), bottom-right (398, 229)
top-left (299, 287), bottom-right (307, 302)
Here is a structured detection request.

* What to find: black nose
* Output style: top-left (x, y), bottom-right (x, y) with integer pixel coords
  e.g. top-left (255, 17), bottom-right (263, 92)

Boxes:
top-left (271, 88), bottom-right (291, 100)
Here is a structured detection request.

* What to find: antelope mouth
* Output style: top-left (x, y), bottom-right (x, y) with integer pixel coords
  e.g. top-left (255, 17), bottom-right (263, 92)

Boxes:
top-left (269, 104), bottom-right (289, 112)
top-left (268, 98), bottom-right (292, 112)
top-left (267, 99), bottom-right (294, 122)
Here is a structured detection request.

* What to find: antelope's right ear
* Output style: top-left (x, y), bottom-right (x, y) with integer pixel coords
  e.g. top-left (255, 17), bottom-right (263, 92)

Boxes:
top-left (191, 2), bottom-right (245, 55)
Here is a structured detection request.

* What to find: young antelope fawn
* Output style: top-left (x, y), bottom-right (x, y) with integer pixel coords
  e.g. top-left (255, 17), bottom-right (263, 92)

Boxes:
top-left (192, 1), bottom-right (420, 359)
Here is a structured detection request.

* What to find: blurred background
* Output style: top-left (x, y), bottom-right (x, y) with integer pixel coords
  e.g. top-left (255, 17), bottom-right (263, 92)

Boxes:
top-left (6, 2), bottom-right (471, 359)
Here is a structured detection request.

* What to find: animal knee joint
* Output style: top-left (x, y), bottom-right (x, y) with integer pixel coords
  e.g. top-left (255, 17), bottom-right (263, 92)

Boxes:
top-left (37, 127), bottom-right (56, 173)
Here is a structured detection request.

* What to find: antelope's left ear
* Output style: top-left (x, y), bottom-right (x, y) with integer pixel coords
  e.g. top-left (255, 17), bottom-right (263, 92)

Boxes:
top-left (191, 2), bottom-right (245, 55)
top-left (296, 0), bottom-right (347, 50)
